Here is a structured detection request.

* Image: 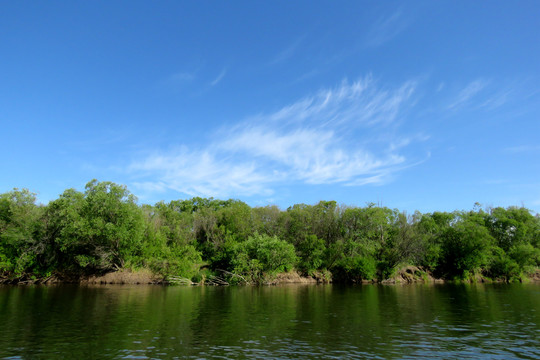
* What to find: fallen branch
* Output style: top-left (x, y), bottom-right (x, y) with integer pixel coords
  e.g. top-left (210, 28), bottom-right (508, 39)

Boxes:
top-left (205, 275), bottom-right (229, 286)
top-left (166, 276), bottom-right (195, 285)
top-left (216, 269), bottom-right (248, 283)
top-left (37, 275), bottom-right (54, 284)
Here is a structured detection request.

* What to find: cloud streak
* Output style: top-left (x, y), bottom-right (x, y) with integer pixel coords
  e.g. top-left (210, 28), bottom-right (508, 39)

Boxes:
top-left (128, 76), bottom-right (423, 199)
top-left (447, 79), bottom-right (489, 109)
top-left (269, 35), bottom-right (306, 65)
top-left (168, 71), bottom-right (195, 82)
top-left (130, 148), bottom-right (272, 198)
top-left (365, 10), bottom-right (411, 47)
top-left (210, 69), bottom-right (227, 86)
top-left (503, 145), bottom-right (540, 154)
top-left (446, 78), bottom-right (518, 113)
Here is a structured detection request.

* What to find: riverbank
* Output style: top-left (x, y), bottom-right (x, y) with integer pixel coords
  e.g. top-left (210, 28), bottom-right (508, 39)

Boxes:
top-left (3, 266), bottom-right (539, 286)
top-left (3, 184), bottom-right (539, 289)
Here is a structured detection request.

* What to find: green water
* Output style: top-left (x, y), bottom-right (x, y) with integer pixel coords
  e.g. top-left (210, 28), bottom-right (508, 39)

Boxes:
top-left (1, 283), bottom-right (539, 359)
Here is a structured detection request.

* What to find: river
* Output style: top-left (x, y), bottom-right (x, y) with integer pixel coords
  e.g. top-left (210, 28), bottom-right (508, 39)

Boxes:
top-left (1, 283), bottom-right (539, 359)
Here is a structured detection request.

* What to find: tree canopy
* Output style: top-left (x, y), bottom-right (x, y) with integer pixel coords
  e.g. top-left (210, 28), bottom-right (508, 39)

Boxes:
top-left (1, 180), bottom-right (539, 284)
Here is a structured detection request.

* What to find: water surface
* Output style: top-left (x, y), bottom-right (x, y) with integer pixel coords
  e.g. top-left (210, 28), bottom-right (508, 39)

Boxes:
top-left (1, 283), bottom-right (539, 359)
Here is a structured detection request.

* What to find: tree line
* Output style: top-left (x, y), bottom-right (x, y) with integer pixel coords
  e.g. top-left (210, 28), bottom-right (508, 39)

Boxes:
top-left (1, 180), bottom-right (539, 284)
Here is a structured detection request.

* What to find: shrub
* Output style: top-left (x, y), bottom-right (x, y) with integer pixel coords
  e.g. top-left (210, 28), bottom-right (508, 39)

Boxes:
top-left (486, 247), bottom-right (520, 281)
top-left (333, 255), bottom-right (377, 282)
top-left (296, 234), bottom-right (325, 274)
top-left (230, 233), bottom-right (297, 281)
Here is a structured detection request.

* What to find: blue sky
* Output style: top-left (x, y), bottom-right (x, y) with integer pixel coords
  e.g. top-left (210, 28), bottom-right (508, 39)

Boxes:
top-left (1, 1), bottom-right (540, 213)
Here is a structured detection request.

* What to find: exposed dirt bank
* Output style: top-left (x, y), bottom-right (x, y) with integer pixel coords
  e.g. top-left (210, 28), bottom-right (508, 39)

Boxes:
top-left (266, 272), bottom-right (319, 285)
top-left (80, 269), bottom-right (164, 285)
top-left (3, 268), bottom-right (539, 286)
top-left (530, 269), bottom-right (540, 282)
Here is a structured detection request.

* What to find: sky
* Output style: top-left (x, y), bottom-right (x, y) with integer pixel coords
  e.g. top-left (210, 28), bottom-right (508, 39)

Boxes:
top-left (1, 1), bottom-right (540, 214)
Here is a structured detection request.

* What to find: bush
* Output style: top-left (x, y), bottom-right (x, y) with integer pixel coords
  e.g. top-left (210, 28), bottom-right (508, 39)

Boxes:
top-left (509, 243), bottom-right (540, 271)
top-left (333, 255), bottom-right (377, 282)
top-left (438, 220), bottom-right (494, 278)
top-left (230, 233), bottom-right (297, 281)
top-left (487, 247), bottom-right (520, 281)
top-left (296, 234), bottom-right (325, 274)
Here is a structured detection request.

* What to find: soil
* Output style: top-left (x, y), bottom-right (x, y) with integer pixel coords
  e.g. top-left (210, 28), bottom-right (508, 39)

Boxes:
top-left (530, 269), bottom-right (540, 282)
top-left (80, 269), bottom-right (164, 285)
top-left (4, 267), bottom-right (539, 286)
top-left (270, 272), bottom-right (318, 285)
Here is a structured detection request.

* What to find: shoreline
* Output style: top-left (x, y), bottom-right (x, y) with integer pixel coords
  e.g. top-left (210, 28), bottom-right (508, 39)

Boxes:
top-left (3, 267), bottom-right (539, 286)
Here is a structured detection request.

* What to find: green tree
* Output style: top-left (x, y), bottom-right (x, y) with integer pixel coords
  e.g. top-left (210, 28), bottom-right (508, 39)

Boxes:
top-left (139, 203), bottom-right (201, 279)
top-left (438, 213), bottom-right (495, 279)
top-left (47, 180), bottom-right (145, 275)
top-left (485, 206), bottom-right (540, 251)
top-left (252, 205), bottom-right (283, 238)
top-left (230, 233), bottom-right (297, 282)
top-left (0, 189), bottom-right (44, 276)
top-left (295, 234), bottom-right (326, 274)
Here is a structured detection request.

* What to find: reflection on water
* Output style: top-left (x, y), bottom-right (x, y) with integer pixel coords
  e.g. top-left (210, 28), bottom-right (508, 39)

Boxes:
top-left (0, 283), bottom-right (539, 359)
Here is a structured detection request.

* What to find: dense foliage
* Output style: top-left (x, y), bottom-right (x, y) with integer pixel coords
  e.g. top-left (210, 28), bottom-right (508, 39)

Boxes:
top-left (1, 181), bottom-right (539, 283)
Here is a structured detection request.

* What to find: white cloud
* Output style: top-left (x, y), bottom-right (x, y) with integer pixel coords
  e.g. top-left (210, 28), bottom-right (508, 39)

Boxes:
top-left (169, 72), bottom-right (195, 82)
top-left (445, 78), bottom-right (521, 114)
top-left (365, 10), bottom-right (411, 47)
top-left (478, 90), bottom-right (511, 110)
top-left (448, 79), bottom-right (488, 109)
top-left (128, 77), bottom-right (424, 199)
top-left (504, 145), bottom-right (540, 154)
top-left (255, 76), bottom-right (415, 128)
top-left (269, 35), bottom-right (305, 65)
top-left (220, 126), bottom-right (405, 185)
top-left (130, 148), bottom-right (274, 198)
top-left (210, 69), bottom-right (227, 86)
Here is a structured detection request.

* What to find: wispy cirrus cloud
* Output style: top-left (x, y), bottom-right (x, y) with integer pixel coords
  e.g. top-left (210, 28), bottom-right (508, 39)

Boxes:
top-left (157, 70), bottom-right (198, 92)
top-left (269, 35), bottom-right (306, 65)
top-left (503, 145), bottom-right (540, 154)
top-left (446, 78), bottom-right (518, 112)
top-left (447, 79), bottom-right (489, 109)
top-left (168, 71), bottom-right (195, 83)
top-left (365, 10), bottom-right (411, 47)
top-left (130, 148), bottom-right (273, 198)
top-left (128, 76), bottom-right (425, 199)
top-left (219, 127), bottom-right (405, 185)
top-left (210, 68), bottom-right (227, 86)
top-left (259, 77), bottom-right (415, 128)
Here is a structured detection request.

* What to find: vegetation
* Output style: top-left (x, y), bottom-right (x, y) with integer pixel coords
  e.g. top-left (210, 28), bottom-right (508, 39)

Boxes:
top-left (1, 180), bottom-right (539, 284)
